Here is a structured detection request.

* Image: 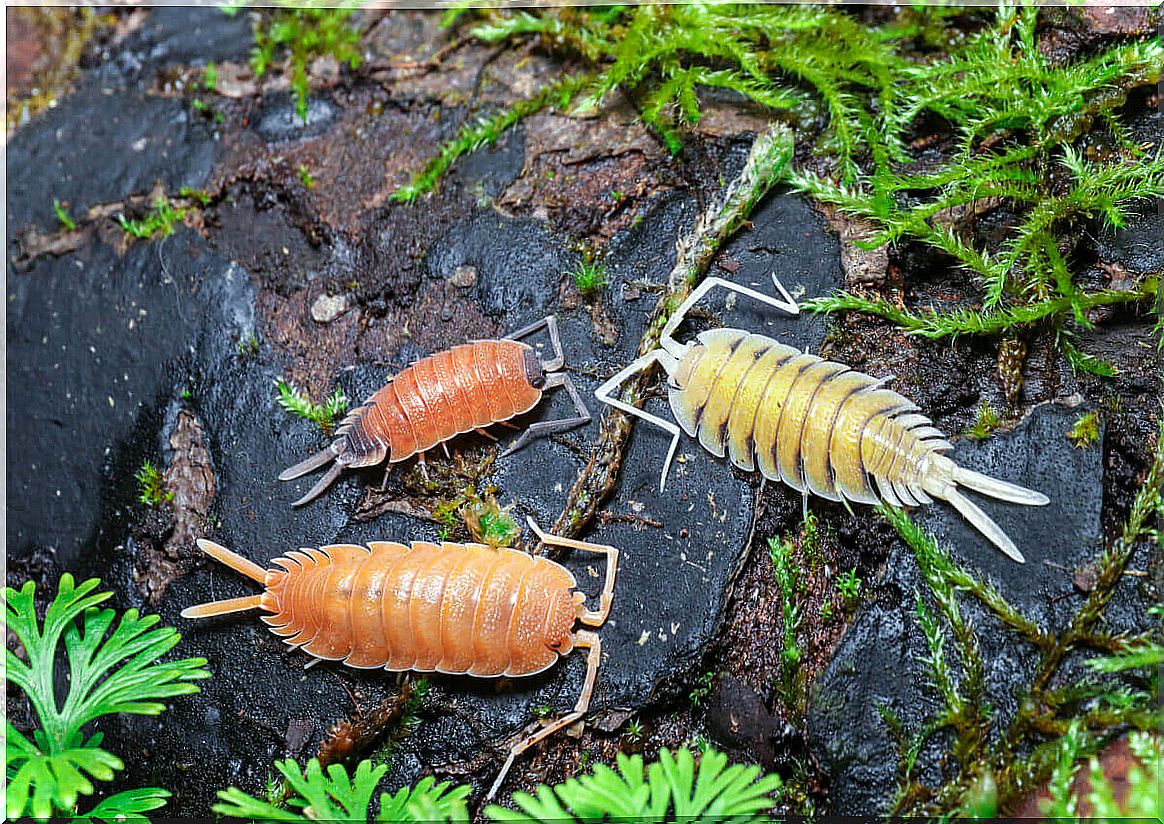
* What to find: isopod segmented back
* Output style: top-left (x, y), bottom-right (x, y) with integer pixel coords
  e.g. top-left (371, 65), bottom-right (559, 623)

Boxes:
top-left (594, 275), bottom-right (1050, 563)
top-left (667, 327), bottom-right (948, 510)
top-left (180, 521), bottom-right (619, 800)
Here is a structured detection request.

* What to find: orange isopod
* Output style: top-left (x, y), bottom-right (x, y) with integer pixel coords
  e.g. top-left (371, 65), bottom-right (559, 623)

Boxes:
top-left (180, 518), bottom-right (618, 799)
top-left (279, 316), bottom-right (590, 506)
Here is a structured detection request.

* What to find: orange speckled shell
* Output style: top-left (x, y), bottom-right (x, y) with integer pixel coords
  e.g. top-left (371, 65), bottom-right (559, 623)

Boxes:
top-left (257, 541), bottom-right (578, 677)
top-left (338, 340), bottom-right (542, 467)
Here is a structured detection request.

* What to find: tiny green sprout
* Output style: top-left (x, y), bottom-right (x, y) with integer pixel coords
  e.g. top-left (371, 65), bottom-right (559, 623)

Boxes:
top-left (179, 186), bottom-right (211, 205)
top-left (532, 704), bottom-right (554, 720)
top-left (53, 199), bottom-right (76, 231)
top-left (433, 499), bottom-right (461, 529)
top-left (117, 196), bottom-right (186, 240)
top-left (573, 259), bottom-right (609, 299)
top-left (1068, 410), bottom-right (1101, 449)
top-left (965, 402), bottom-right (1002, 441)
top-left (767, 535), bottom-right (803, 674)
top-left (409, 677), bottom-right (431, 702)
top-left (820, 602), bottom-right (835, 622)
top-left (624, 718), bottom-right (644, 742)
top-left (298, 164), bottom-right (315, 190)
top-left (687, 734), bottom-right (713, 754)
top-left (135, 460), bottom-right (173, 507)
top-left (275, 378), bottom-right (349, 436)
top-left (689, 671), bottom-right (715, 707)
top-left (180, 387), bottom-right (194, 400)
top-left (236, 333), bottom-right (259, 359)
top-left (836, 566), bottom-right (862, 607)
top-left (262, 773), bottom-right (287, 806)
top-left (203, 62), bottom-right (218, 92)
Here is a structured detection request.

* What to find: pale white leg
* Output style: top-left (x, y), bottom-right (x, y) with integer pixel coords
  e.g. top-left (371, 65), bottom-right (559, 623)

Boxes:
top-left (486, 631), bottom-right (602, 801)
top-left (660, 273), bottom-right (800, 356)
top-left (525, 517), bottom-right (618, 625)
top-left (594, 352), bottom-right (683, 492)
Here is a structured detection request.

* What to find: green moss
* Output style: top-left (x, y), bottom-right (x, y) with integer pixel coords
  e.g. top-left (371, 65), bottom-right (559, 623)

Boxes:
top-left (135, 460), bottom-right (172, 507)
top-left (52, 199), bottom-right (76, 231)
top-left (298, 164), bottom-right (315, 190)
top-left (236, 333), bottom-right (259, 359)
top-left (117, 196), bottom-right (186, 240)
top-left (202, 62), bottom-right (218, 92)
top-left (624, 718), bottom-right (644, 742)
top-left (396, 4), bottom-right (1162, 356)
top-left (1067, 410), bottom-right (1101, 449)
top-left (688, 670), bottom-right (715, 707)
top-left (250, 3), bottom-right (362, 124)
top-left (873, 413), bottom-right (1164, 817)
top-left (965, 402), bottom-right (1003, 441)
top-left (274, 378), bottom-right (348, 436)
top-left (572, 259), bottom-right (609, 298)
top-left (440, 489), bottom-right (520, 548)
top-left (836, 566), bottom-right (861, 608)
top-left (393, 74), bottom-right (590, 203)
top-left (789, 3), bottom-right (1161, 354)
top-left (767, 533), bottom-right (805, 704)
top-left (179, 186), bottom-right (211, 206)
top-left (477, 509), bottom-right (518, 547)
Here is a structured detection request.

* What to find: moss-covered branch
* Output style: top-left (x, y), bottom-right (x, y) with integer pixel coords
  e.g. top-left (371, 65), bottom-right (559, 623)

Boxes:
top-left (550, 125), bottom-right (793, 540)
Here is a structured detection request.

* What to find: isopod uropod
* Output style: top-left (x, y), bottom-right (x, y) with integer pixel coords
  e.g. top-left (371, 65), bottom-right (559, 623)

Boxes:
top-left (279, 316), bottom-right (591, 506)
top-left (180, 518), bottom-right (618, 799)
top-left (595, 275), bottom-right (1049, 562)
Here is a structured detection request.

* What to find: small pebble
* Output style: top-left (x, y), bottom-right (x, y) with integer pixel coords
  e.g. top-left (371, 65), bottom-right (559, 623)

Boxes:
top-left (311, 293), bottom-right (350, 324)
top-left (449, 264), bottom-right (478, 289)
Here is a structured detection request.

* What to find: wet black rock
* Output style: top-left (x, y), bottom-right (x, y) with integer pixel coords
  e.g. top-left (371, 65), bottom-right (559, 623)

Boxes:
top-left (704, 674), bottom-right (799, 769)
top-left (254, 94), bottom-right (339, 142)
top-left (807, 403), bottom-right (1153, 815)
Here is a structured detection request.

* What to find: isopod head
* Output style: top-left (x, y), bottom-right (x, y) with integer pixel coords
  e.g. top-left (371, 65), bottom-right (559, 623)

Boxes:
top-left (544, 590), bottom-right (587, 656)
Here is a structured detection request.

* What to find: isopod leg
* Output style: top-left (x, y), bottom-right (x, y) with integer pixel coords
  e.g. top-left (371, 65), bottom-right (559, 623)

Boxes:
top-left (594, 352), bottom-right (683, 492)
top-left (375, 462), bottom-right (394, 492)
top-left (525, 518), bottom-right (618, 626)
top-left (660, 274), bottom-right (800, 356)
top-left (505, 314), bottom-right (565, 372)
top-left (500, 372), bottom-right (592, 457)
top-left (291, 462), bottom-right (344, 507)
top-left (486, 630), bottom-right (602, 801)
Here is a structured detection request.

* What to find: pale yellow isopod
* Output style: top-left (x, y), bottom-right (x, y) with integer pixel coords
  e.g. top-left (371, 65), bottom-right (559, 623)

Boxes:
top-left (595, 275), bottom-right (1049, 563)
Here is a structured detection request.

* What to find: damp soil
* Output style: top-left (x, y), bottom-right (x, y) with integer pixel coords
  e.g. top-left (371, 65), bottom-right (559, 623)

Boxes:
top-left (5, 6), bottom-right (1162, 819)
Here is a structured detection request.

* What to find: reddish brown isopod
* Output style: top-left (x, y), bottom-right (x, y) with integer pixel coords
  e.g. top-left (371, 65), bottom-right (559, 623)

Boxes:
top-left (279, 316), bottom-right (590, 506)
top-left (181, 518), bottom-right (618, 799)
